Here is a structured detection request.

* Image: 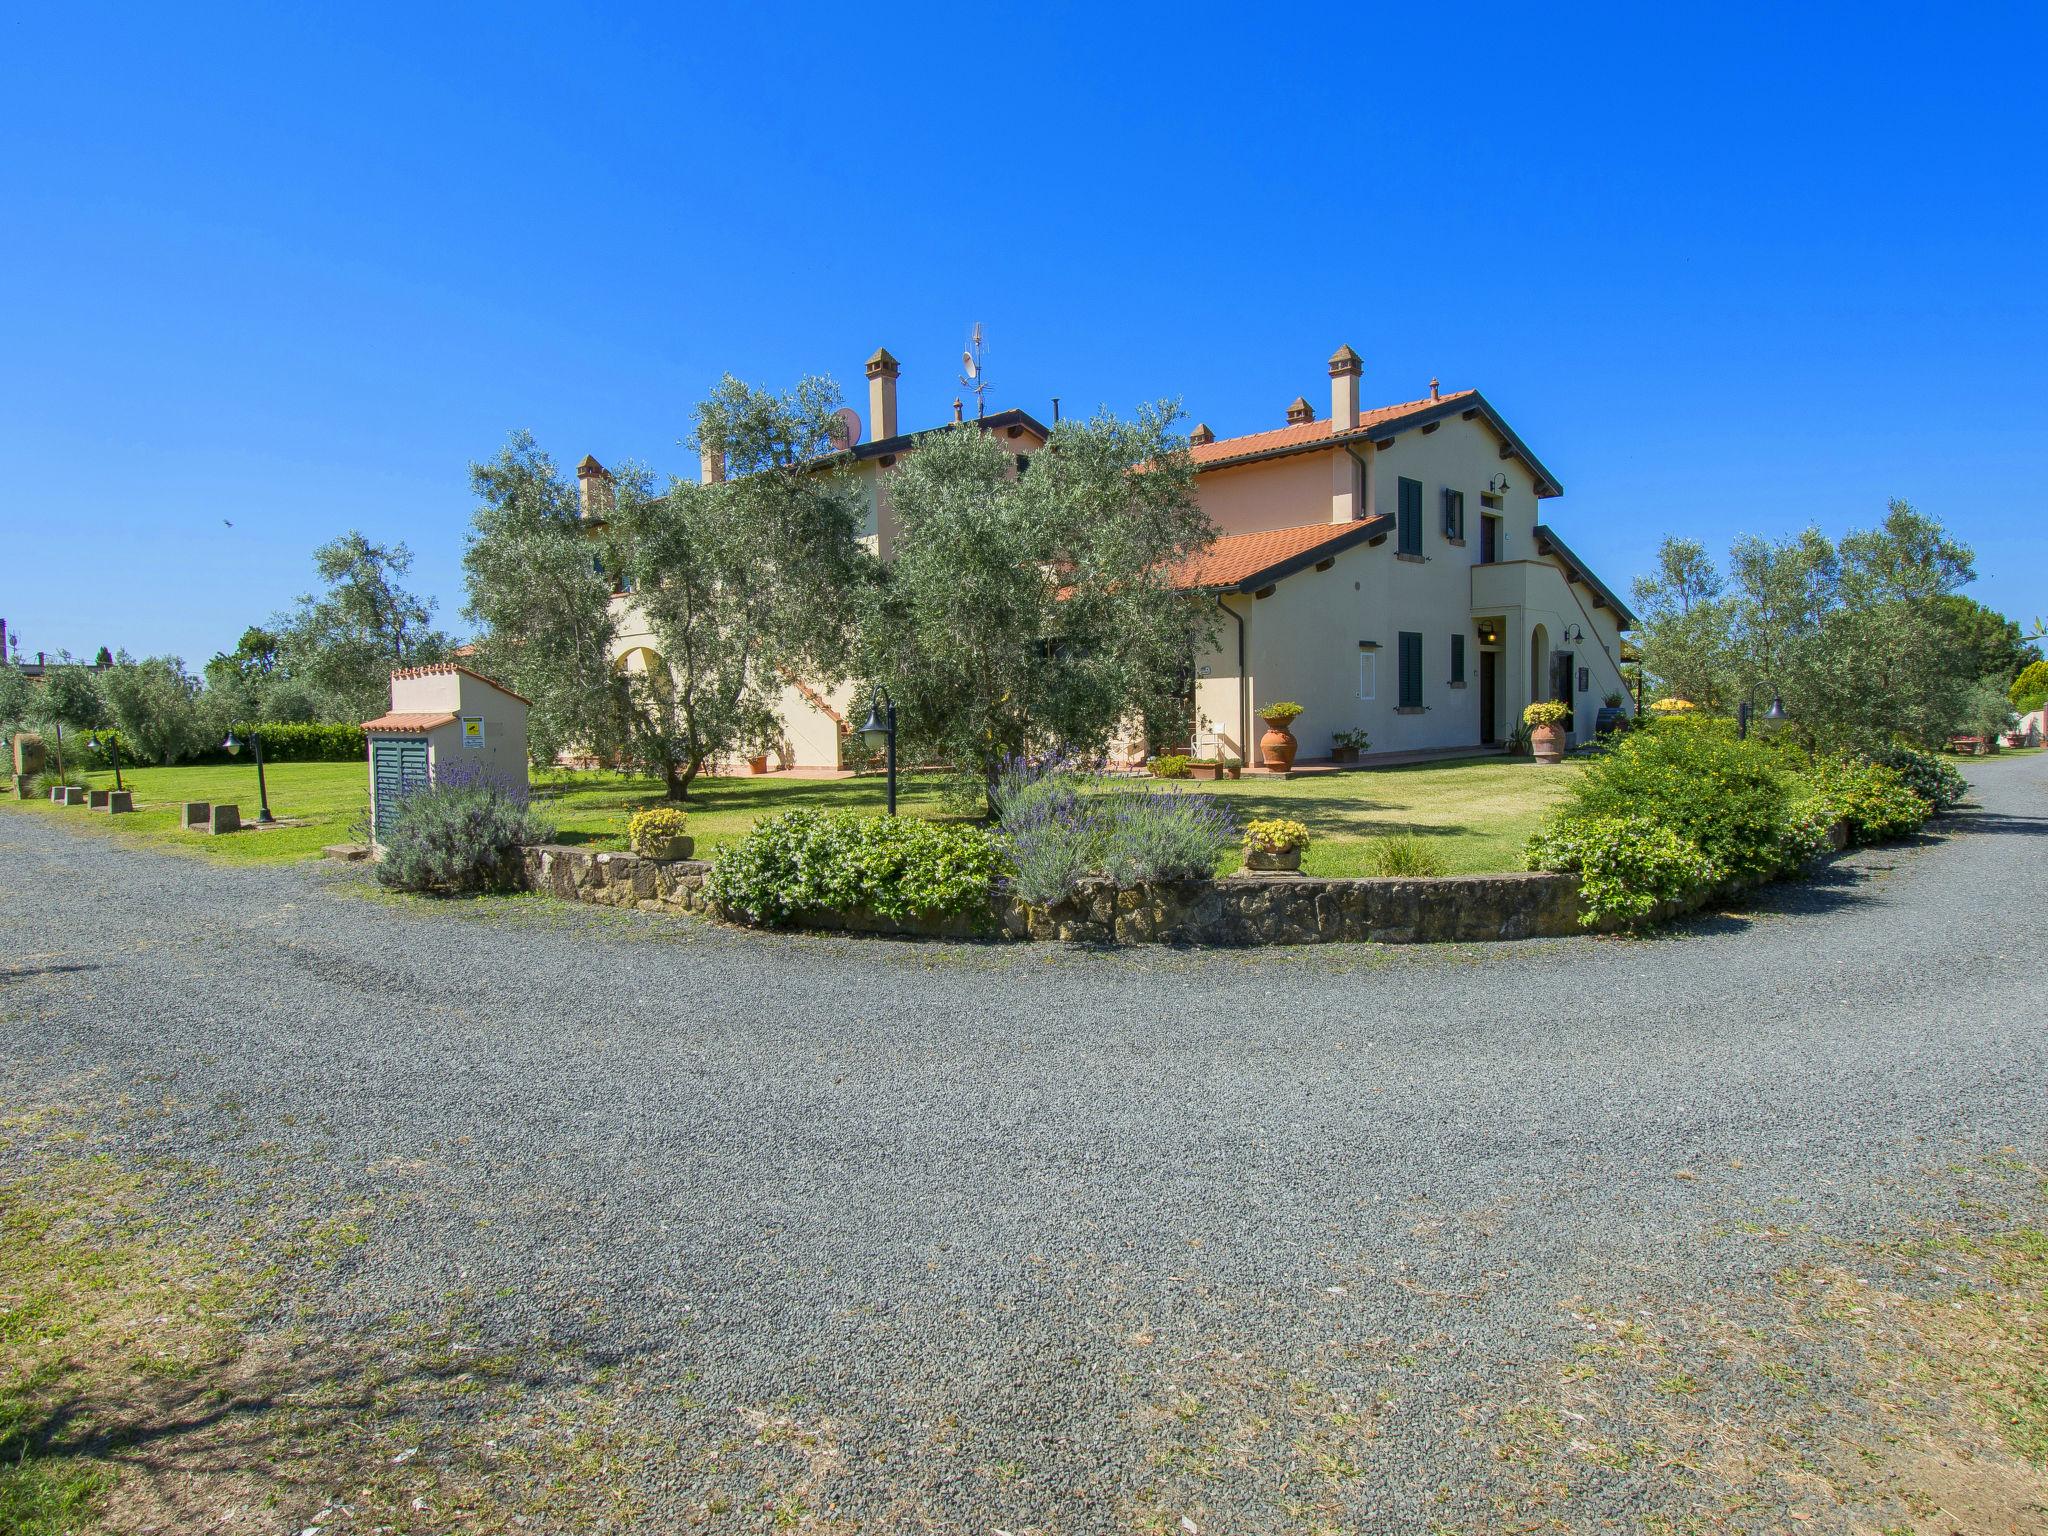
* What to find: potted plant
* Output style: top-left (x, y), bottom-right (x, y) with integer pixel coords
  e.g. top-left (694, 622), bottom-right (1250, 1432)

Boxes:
top-left (1148, 753), bottom-right (1192, 779)
top-left (1330, 727), bottom-right (1370, 765)
top-left (1242, 817), bottom-right (1310, 873)
top-left (1258, 702), bottom-right (1304, 771)
top-left (1221, 756), bottom-right (1242, 780)
top-left (1523, 700), bottom-right (1571, 764)
top-left (1187, 757), bottom-right (1222, 780)
top-left (629, 806), bottom-right (694, 861)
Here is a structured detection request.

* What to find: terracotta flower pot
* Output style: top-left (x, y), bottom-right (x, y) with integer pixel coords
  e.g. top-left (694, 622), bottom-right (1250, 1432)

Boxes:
top-left (1531, 723), bottom-right (1565, 763)
top-left (1244, 846), bottom-right (1301, 873)
top-left (748, 754), bottom-right (770, 775)
top-left (1188, 762), bottom-right (1221, 780)
top-left (640, 833), bottom-right (695, 862)
top-left (1330, 745), bottom-right (1360, 764)
top-left (1259, 716), bottom-right (1299, 771)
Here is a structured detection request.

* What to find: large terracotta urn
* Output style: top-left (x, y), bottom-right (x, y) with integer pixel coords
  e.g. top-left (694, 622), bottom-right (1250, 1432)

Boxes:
top-left (1259, 713), bottom-right (1300, 771)
top-left (1531, 723), bottom-right (1565, 764)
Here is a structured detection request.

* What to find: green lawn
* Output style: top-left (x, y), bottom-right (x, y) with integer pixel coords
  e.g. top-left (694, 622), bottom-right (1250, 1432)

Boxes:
top-left (9, 754), bottom-right (1581, 876)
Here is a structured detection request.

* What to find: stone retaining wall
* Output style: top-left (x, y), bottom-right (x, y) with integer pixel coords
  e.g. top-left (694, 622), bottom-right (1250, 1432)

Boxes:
top-left (515, 844), bottom-right (1599, 945)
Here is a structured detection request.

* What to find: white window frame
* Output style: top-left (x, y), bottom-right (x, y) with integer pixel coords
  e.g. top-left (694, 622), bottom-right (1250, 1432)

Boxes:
top-left (1358, 651), bottom-right (1377, 701)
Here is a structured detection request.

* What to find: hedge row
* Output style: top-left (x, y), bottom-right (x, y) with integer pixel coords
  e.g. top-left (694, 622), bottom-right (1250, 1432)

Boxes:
top-left (54, 722), bottom-right (367, 769)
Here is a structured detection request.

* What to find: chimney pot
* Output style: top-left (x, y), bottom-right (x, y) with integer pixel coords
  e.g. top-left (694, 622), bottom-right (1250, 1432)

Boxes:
top-left (1328, 344), bottom-right (1362, 430)
top-left (953, 398), bottom-right (964, 424)
top-left (1429, 377), bottom-right (1441, 401)
top-left (1285, 395), bottom-right (1315, 426)
top-left (1190, 422), bottom-right (1215, 446)
top-left (866, 347), bottom-right (900, 440)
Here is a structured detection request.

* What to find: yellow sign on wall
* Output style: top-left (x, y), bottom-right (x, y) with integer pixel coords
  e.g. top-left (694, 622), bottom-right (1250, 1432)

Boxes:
top-left (461, 716), bottom-right (485, 748)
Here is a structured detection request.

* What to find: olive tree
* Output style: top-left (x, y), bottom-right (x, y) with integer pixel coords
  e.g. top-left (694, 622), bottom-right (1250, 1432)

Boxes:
top-left (855, 402), bottom-right (1214, 809)
top-left (462, 431), bottom-right (630, 766)
top-left (608, 376), bottom-right (874, 798)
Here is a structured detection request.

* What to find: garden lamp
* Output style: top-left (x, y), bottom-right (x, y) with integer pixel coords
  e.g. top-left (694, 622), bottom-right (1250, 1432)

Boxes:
top-left (86, 731), bottom-right (123, 792)
top-left (1737, 693), bottom-right (1787, 740)
top-left (221, 726), bottom-right (276, 823)
top-left (859, 689), bottom-right (898, 816)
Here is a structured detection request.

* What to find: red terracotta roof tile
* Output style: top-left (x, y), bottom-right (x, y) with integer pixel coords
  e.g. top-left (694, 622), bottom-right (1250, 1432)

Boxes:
top-left (1170, 518), bottom-right (1390, 591)
top-left (361, 711), bottom-right (458, 733)
top-left (1189, 392), bottom-right (1479, 470)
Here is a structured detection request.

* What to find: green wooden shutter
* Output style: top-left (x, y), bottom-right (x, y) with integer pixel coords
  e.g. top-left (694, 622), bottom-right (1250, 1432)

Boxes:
top-left (1398, 478), bottom-right (1422, 555)
top-left (1451, 633), bottom-right (1465, 684)
top-left (1398, 632), bottom-right (1422, 708)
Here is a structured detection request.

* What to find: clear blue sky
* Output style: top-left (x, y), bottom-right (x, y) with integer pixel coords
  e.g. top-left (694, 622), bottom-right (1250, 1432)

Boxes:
top-left (4, 3), bottom-right (2043, 666)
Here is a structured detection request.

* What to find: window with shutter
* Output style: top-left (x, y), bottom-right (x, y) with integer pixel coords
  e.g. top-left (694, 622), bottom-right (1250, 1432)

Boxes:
top-left (1450, 633), bottom-right (1465, 684)
top-left (1398, 632), bottom-right (1423, 708)
top-left (1397, 478), bottom-right (1423, 556)
top-left (1442, 488), bottom-right (1464, 540)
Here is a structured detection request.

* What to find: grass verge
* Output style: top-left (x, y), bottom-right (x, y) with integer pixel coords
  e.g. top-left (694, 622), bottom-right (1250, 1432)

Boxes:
top-left (6, 754), bottom-right (1578, 877)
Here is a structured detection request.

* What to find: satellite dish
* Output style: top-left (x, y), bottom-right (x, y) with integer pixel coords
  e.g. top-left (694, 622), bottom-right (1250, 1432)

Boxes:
top-left (961, 351), bottom-right (978, 379)
top-left (829, 406), bottom-right (862, 448)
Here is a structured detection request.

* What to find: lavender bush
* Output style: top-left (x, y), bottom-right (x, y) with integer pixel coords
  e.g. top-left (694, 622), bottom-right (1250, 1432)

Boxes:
top-left (376, 766), bottom-right (553, 895)
top-left (993, 758), bottom-right (1236, 903)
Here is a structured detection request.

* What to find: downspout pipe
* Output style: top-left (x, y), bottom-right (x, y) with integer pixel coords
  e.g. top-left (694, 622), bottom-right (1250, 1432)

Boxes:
top-left (1215, 592), bottom-right (1247, 763)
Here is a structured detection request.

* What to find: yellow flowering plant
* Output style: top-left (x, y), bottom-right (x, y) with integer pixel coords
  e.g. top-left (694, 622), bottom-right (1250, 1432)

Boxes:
top-left (1522, 700), bottom-right (1570, 729)
top-left (1243, 818), bottom-right (1311, 854)
top-left (629, 806), bottom-right (689, 854)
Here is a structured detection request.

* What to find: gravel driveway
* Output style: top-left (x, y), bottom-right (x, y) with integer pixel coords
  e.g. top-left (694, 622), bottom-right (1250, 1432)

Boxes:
top-left (4, 758), bottom-right (2046, 1533)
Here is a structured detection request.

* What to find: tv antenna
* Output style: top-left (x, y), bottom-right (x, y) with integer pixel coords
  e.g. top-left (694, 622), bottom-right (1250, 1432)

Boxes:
top-left (958, 323), bottom-right (990, 420)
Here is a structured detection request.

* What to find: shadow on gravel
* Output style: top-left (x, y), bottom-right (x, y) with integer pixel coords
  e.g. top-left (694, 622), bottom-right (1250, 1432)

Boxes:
top-left (1940, 805), bottom-right (2048, 839)
top-left (1665, 860), bottom-right (1872, 937)
top-left (0, 961), bottom-right (104, 985)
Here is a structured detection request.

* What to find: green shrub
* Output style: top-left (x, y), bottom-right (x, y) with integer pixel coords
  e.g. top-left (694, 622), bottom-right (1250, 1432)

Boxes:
top-left (30, 768), bottom-right (83, 796)
top-left (1523, 700), bottom-right (1570, 729)
top-left (1865, 743), bottom-right (1966, 811)
top-left (1559, 716), bottom-right (1809, 885)
top-left (1148, 754), bottom-right (1192, 779)
top-left (238, 722), bottom-right (368, 762)
top-left (2009, 660), bottom-right (2048, 710)
top-left (1363, 833), bottom-right (1447, 877)
top-left (1527, 814), bottom-right (1721, 929)
top-left (1799, 756), bottom-right (1931, 845)
top-left (375, 780), bottom-right (553, 895)
top-left (706, 809), bottom-right (1008, 927)
top-left (992, 763), bottom-right (1237, 902)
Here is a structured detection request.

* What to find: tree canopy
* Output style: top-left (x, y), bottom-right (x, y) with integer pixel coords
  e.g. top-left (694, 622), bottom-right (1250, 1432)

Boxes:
top-left (462, 431), bottom-right (629, 766)
top-left (1634, 501), bottom-right (2012, 750)
top-left (607, 376), bottom-right (874, 797)
top-left (277, 532), bottom-right (450, 722)
top-left (855, 401), bottom-right (1214, 805)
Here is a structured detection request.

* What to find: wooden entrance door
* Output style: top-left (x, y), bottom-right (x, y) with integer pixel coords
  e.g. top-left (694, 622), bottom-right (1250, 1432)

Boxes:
top-left (1478, 651), bottom-right (1498, 744)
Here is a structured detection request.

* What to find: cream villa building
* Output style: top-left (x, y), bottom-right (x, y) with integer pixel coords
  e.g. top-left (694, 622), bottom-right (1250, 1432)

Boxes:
top-left (580, 341), bottom-right (1633, 771)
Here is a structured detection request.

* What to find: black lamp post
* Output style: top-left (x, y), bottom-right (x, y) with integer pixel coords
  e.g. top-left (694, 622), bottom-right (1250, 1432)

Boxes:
top-left (222, 725), bottom-right (275, 823)
top-left (1736, 692), bottom-right (1786, 740)
top-left (86, 731), bottom-right (123, 792)
top-left (859, 688), bottom-right (898, 815)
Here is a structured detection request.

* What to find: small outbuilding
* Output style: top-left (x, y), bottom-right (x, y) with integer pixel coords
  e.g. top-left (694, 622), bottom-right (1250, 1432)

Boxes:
top-left (362, 664), bottom-right (530, 840)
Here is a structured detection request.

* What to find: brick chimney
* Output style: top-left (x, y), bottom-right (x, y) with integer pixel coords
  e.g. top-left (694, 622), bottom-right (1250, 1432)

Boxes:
top-left (866, 347), bottom-right (900, 440)
top-left (1285, 396), bottom-right (1314, 426)
top-left (576, 455), bottom-right (614, 520)
top-left (1328, 345), bottom-right (1362, 430)
top-left (1190, 422), bottom-right (1215, 446)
